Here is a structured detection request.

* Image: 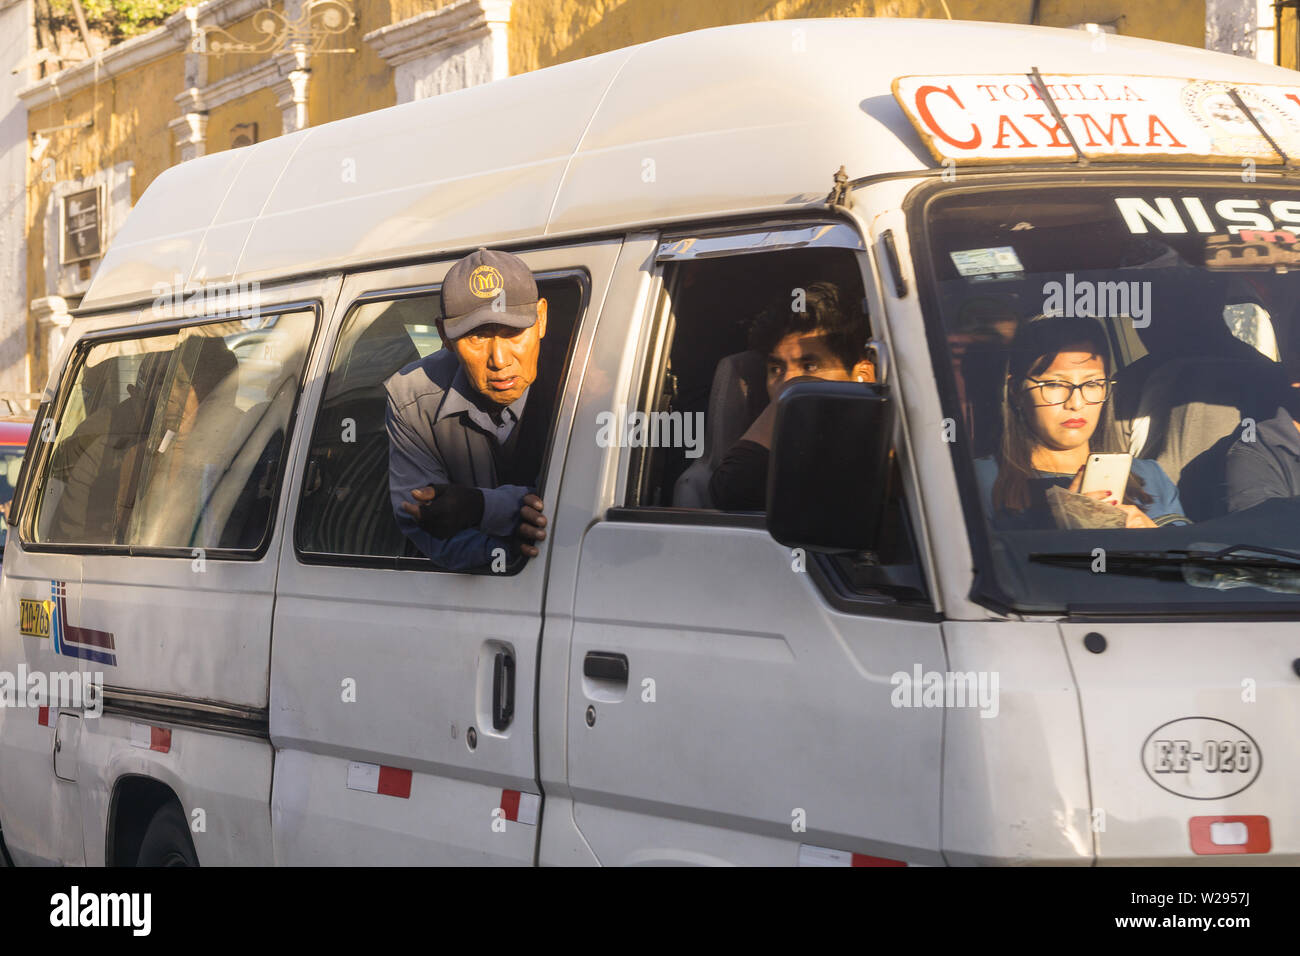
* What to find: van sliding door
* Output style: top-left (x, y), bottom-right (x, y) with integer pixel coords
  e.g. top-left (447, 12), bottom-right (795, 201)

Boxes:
top-left (541, 222), bottom-right (947, 865)
top-left (269, 239), bottom-right (620, 864)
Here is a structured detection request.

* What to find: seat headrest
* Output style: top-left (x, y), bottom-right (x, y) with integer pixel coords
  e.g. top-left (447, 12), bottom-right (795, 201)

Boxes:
top-left (704, 350), bottom-right (769, 470)
top-left (1133, 354), bottom-right (1289, 486)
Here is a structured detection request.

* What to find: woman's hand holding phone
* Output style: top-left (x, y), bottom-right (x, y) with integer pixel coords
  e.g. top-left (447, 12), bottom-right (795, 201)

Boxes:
top-left (1068, 466), bottom-right (1156, 528)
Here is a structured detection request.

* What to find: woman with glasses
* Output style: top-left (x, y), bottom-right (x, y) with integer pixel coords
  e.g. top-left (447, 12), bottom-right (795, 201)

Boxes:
top-left (973, 314), bottom-right (1188, 529)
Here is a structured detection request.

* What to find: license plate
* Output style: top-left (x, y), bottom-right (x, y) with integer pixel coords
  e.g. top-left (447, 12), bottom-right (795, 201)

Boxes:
top-left (19, 599), bottom-right (50, 638)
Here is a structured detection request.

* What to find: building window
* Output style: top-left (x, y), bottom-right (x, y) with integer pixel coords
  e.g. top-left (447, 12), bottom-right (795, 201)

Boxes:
top-left (60, 187), bottom-right (102, 265)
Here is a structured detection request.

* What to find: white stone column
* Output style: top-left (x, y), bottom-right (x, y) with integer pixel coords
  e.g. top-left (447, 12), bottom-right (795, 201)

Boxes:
top-left (482, 0), bottom-right (511, 81)
top-left (363, 0), bottom-right (512, 106)
top-left (29, 296), bottom-right (71, 375)
top-left (273, 44), bottom-right (312, 134)
top-left (168, 6), bottom-right (209, 159)
top-left (169, 94), bottom-right (208, 162)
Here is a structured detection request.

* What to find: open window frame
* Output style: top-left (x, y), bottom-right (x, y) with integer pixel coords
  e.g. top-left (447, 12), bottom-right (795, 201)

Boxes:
top-left (291, 269), bottom-right (592, 575)
top-left (611, 217), bottom-right (936, 618)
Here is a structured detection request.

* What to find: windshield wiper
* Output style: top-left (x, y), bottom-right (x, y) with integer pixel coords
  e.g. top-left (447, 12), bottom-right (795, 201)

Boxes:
top-left (1029, 543), bottom-right (1300, 594)
top-left (1227, 88), bottom-right (1295, 169)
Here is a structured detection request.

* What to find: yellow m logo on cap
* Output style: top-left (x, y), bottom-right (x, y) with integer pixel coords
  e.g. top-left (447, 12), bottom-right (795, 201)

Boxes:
top-left (469, 265), bottom-right (504, 299)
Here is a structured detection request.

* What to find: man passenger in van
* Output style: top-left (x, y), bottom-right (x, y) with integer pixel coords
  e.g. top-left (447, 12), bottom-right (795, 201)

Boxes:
top-left (1225, 335), bottom-right (1300, 511)
top-left (385, 248), bottom-right (549, 570)
top-left (709, 281), bottom-right (875, 511)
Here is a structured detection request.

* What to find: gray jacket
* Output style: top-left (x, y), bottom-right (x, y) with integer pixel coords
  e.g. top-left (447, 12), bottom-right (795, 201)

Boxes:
top-left (1227, 404), bottom-right (1300, 513)
top-left (385, 349), bottom-right (531, 569)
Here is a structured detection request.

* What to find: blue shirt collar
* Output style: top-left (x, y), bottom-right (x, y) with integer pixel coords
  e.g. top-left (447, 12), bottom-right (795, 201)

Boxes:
top-left (437, 363), bottom-right (530, 435)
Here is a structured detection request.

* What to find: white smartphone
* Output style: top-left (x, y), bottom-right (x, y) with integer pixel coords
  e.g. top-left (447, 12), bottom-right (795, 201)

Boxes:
top-left (1080, 453), bottom-right (1132, 507)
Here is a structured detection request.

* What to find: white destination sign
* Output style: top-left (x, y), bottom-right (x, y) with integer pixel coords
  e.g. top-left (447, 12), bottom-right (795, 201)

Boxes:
top-left (892, 74), bottom-right (1300, 164)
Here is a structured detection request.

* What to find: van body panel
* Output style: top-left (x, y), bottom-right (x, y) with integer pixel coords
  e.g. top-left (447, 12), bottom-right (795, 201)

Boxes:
top-left (561, 521), bottom-right (946, 865)
top-left (0, 549), bottom-right (93, 864)
top-left (535, 233), bottom-right (659, 866)
top-left (270, 749), bottom-right (534, 866)
top-left (78, 716), bottom-right (275, 866)
top-left (940, 621), bottom-right (1094, 865)
top-left (268, 239), bottom-right (622, 864)
top-left (546, 22), bottom-right (925, 235)
top-left (180, 132), bottom-right (313, 287)
top-left (80, 20), bottom-right (1300, 314)
top-left (68, 556), bottom-right (275, 709)
top-left (236, 162), bottom-right (565, 288)
top-left (82, 48), bottom-right (634, 309)
top-left (0, 276), bottom-right (334, 865)
top-left (80, 149), bottom-right (253, 305)
top-left (539, 220), bottom-right (945, 865)
top-left (0, 696), bottom-right (83, 864)
top-left (1061, 621), bottom-right (1299, 864)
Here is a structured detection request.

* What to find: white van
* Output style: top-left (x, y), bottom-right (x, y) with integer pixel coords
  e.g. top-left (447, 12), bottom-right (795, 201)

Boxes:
top-left (2, 18), bottom-right (1298, 866)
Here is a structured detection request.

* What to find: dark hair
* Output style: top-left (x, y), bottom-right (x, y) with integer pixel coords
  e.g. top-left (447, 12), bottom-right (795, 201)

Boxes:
top-left (748, 280), bottom-right (870, 372)
top-left (992, 315), bottom-right (1150, 514)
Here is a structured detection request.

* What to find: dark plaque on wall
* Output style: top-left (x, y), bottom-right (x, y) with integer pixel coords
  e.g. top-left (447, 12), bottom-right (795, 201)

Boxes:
top-left (62, 187), bottom-right (102, 264)
top-left (231, 123), bottom-right (258, 149)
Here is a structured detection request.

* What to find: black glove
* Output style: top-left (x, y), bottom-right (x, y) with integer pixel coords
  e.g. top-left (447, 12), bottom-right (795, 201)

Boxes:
top-left (414, 484), bottom-right (485, 539)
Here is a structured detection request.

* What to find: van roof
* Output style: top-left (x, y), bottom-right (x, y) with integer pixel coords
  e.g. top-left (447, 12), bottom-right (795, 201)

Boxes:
top-left (81, 17), bottom-right (1300, 311)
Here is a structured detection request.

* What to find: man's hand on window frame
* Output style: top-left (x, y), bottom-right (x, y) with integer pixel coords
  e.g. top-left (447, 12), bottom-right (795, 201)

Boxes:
top-left (401, 483), bottom-right (485, 539)
top-left (516, 494), bottom-right (547, 558)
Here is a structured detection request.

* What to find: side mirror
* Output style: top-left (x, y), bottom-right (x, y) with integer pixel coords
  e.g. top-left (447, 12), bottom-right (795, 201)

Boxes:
top-left (766, 380), bottom-right (894, 553)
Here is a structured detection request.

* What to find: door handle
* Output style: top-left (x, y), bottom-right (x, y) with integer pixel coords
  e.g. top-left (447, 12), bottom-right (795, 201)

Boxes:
top-left (492, 651), bottom-right (515, 731)
top-left (584, 652), bottom-right (629, 683)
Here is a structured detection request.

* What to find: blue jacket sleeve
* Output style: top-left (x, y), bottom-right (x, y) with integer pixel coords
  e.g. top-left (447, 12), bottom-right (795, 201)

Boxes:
top-left (1133, 459), bottom-right (1189, 526)
top-left (480, 483), bottom-right (532, 537)
top-left (386, 393), bottom-right (514, 570)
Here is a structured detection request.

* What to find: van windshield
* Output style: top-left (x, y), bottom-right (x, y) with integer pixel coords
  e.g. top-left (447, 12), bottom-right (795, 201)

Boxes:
top-left (919, 180), bottom-right (1300, 613)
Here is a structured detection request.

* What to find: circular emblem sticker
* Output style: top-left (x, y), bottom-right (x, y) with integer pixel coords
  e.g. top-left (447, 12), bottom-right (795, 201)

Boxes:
top-left (1181, 80), bottom-right (1300, 159)
top-left (1140, 717), bottom-right (1261, 800)
top-left (469, 265), bottom-right (504, 299)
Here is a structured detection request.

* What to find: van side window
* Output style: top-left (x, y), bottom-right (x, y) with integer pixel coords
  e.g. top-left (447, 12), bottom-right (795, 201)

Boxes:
top-left (628, 247), bottom-right (929, 606)
top-left (31, 310), bottom-right (316, 552)
top-left (295, 276), bottom-right (583, 564)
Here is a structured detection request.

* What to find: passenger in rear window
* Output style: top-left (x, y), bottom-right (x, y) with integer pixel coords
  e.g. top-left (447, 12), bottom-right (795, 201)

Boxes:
top-left (710, 281), bottom-right (876, 511)
top-left (1225, 343), bottom-right (1300, 511)
top-left (385, 249), bottom-right (551, 570)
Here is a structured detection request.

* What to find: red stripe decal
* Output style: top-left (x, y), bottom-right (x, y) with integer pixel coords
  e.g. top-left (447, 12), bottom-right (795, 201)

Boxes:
top-left (500, 789), bottom-right (521, 822)
top-left (150, 727), bottom-right (172, 753)
top-left (37, 707), bottom-right (50, 727)
top-left (64, 624), bottom-right (115, 649)
top-left (851, 853), bottom-right (907, 867)
top-left (376, 766), bottom-right (411, 799)
top-left (1189, 815), bottom-right (1270, 855)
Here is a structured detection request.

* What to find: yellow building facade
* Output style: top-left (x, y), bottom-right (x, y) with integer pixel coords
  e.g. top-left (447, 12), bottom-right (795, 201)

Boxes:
top-left (17, 0), bottom-right (1289, 387)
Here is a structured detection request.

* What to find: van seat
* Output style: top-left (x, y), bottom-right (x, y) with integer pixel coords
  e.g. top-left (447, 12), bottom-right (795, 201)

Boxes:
top-left (298, 310), bottom-right (421, 556)
top-left (672, 350), bottom-right (768, 508)
top-left (1126, 355), bottom-right (1289, 520)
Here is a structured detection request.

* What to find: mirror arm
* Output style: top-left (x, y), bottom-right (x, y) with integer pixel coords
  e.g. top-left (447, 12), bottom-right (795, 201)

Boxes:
top-left (866, 338), bottom-right (889, 386)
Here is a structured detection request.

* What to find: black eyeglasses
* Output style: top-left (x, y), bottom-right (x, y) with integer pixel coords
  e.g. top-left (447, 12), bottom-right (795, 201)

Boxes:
top-left (1022, 378), bottom-right (1113, 406)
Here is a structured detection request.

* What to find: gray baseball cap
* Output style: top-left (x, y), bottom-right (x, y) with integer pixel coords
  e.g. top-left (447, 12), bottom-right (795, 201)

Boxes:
top-left (440, 247), bottom-right (539, 339)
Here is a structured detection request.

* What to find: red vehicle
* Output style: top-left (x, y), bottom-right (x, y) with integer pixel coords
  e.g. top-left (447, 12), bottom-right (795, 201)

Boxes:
top-left (0, 418), bottom-right (33, 547)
